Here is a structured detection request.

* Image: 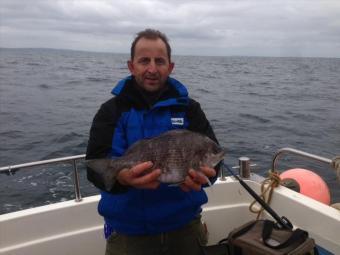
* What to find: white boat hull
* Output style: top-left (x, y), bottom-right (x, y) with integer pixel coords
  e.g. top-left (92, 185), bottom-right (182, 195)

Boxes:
top-left (1, 176), bottom-right (339, 254)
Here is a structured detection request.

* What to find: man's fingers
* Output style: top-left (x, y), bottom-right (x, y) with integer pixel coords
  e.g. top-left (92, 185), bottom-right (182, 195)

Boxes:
top-left (130, 161), bottom-right (153, 177)
top-left (128, 162), bottom-right (161, 189)
top-left (183, 174), bottom-right (201, 191)
top-left (200, 166), bottom-right (216, 178)
top-left (117, 162), bottom-right (161, 189)
top-left (188, 169), bottom-right (210, 184)
top-left (180, 167), bottom-right (216, 192)
top-left (180, 183), bottom-right (191, 192)
top-left (132, 168), bottom-right (161, 187)
top-left (121, 163), bottom-right (215, 190)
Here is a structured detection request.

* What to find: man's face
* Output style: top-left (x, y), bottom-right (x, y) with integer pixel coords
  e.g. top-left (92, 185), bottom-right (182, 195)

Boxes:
top-left (128, 38), bottom-right (174, 92)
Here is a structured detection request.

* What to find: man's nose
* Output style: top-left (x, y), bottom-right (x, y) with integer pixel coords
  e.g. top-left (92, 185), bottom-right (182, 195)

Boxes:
top-left (146, 61), bottom-right (157, 73)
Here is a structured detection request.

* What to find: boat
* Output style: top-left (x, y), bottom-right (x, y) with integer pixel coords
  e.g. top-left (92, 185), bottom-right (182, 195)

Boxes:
top-left (0, 148), bottom-right (339, 255)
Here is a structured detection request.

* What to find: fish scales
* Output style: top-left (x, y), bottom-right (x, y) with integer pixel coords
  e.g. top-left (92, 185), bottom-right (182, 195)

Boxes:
top-left (86, 129), bottom-right (225, 191)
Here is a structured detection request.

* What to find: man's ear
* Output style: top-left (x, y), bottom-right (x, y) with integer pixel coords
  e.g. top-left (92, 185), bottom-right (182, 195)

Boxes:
top-left (169, 62), bottom-right (175, 73)
top-left (127, 60), bottom-right (134, 74)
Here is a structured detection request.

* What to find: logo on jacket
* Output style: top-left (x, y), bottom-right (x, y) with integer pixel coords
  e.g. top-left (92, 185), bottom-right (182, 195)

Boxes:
top-left (171, 118), bottom-right (184, 126)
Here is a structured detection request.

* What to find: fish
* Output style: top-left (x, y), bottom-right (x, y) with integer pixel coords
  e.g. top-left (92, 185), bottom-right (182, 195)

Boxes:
top-left (86, 129), bottom-right (225, 191)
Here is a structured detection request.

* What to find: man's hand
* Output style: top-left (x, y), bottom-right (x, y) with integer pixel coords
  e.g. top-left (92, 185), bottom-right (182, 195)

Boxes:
top-left (116, 161), bottom-right (161, 189)
top-left (180, 166), bottom-right (216, 192)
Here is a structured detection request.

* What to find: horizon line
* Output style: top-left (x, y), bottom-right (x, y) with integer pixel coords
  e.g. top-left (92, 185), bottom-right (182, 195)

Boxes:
top-left (1, 46), bottom-right (339, 59)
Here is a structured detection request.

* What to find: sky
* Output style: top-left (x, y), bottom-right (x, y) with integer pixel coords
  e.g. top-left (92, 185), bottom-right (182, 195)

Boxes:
top-left (1, 0), bottom-right (340, 57)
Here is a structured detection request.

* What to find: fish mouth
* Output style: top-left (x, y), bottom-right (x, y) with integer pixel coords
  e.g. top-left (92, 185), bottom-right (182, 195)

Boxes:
top-left (219, 149), bottom-right (226, 158)
top-left (210, 150), bottom-right (226, 166)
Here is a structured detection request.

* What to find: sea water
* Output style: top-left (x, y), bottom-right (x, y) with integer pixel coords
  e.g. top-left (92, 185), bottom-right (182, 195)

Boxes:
top-left (0, 48), bottom-right (339, 214)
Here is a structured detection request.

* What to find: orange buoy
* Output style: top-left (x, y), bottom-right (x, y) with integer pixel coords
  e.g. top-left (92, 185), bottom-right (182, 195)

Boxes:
top-left (280, 168), bottom-right (331, 205)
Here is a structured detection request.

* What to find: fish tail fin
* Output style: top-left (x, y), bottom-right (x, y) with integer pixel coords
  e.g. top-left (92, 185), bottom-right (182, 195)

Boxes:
top-left (86, 158), bottom-right (117, 192)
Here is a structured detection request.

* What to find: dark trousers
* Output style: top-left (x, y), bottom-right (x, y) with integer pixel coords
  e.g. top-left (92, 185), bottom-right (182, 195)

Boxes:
top-left (105, 217), bottom-right (208, 255)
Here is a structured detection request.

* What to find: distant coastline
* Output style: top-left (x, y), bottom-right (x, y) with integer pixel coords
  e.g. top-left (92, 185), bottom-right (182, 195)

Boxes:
top-left (1, 47), bottom-right (339, 59)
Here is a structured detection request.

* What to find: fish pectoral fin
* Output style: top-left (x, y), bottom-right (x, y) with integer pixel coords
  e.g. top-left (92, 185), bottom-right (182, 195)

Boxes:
top-left (167, 173), bottom-right (212, 187)
top-left (167, 181), bottom-right (184, 187)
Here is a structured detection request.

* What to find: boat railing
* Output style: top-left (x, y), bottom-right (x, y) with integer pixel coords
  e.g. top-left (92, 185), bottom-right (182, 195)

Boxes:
top-left (0, 154), bottom-right (86, 202)
top-left (271, 147), bottom-right (337, 173)
top-left (1, 148), bottom-right (338, 204)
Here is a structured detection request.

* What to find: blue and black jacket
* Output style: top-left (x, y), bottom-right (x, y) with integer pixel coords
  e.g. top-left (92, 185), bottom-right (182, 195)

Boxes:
top-left (86, 76), bottom-right (219, 236)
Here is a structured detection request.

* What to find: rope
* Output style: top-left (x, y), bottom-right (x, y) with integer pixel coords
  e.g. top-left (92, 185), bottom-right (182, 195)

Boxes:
top-left (331, 156), bottom-right (340, 181)
top-left (249, 171), bottom-right (281, 219)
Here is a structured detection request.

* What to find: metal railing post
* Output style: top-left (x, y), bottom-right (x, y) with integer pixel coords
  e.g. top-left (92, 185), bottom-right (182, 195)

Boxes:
top-left (72, 160), bottom-right (82, 202)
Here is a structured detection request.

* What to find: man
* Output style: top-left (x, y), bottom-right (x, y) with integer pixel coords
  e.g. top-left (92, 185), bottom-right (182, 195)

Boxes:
top-left (86, 29), bottom-right (220, 255)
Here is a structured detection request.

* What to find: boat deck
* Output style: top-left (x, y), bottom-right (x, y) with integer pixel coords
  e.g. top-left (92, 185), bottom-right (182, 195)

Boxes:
top-left (1, 176), bottom-right (339, 255)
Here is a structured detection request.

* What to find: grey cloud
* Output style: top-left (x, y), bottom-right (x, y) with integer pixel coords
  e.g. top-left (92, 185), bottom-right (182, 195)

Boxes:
top-left (1, 0), bottom-right (339, 57)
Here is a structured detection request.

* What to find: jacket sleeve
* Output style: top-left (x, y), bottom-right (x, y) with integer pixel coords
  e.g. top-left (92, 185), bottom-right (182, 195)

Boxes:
top-left (186, 98), bottom-right (218, 143)
top-left (85, 98), bottom-right (128, 193)
top-left (86, 100), bottom-right (116, 160)
top-left (186, 98), bottom-right (222, 183)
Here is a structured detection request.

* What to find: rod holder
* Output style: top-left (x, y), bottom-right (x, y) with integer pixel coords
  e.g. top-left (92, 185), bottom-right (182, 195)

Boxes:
top-left (239, 157), bottom-right (251, 178)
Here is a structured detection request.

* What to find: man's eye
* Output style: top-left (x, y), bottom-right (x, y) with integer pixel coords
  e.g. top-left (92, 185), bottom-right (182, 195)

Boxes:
top-left (155, 58), bottom-right (166, 65)
top-left (138, 58), bottom-right (150, 64)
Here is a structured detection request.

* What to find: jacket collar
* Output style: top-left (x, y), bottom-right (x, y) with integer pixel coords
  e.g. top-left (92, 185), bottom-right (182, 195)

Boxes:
top-left (111, 76), bottom-right (189, 108)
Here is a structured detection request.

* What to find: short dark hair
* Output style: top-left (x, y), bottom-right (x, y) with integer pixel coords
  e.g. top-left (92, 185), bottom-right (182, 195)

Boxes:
top-left (130, 29), bottom-right (172, 61)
